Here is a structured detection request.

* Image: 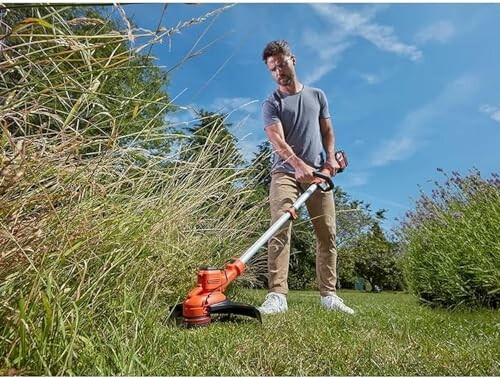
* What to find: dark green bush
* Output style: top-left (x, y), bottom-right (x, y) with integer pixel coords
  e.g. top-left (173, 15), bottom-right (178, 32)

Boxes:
top-left (401, 169), bottom-right (500, 309)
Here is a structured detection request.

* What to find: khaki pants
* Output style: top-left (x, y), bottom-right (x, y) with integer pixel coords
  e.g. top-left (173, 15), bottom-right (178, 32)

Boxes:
top-left (268, 172), bottom-right (337, 296)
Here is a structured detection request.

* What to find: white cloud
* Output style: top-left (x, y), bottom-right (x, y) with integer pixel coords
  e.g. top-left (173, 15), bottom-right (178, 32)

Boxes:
top-left (416, 20), bottom-right (455, 44)
top-left (358, 22), bottom-right (422, 61)
top-left (371, 75), bottom-right (479, 167)
top-left (480, 104), bottom-right (500, 123)
top-left (165, 97), bottom-right (260, 131)
top-left (354, 139), bottom-right (366, 146)
top-left (340, 171), bottom-right (371, 188)
top-left (360, 73), bottom-right (382, 85)
top-left (303, 62), bottom-right (338, 87)
top-left (480, 104), bottom-right (496, 113)
top-left (164, 107), bottom-right (197, 128)
top-left (237, 136), bottom-right (266, 162)
top-left (164, 98), bottom-right (266, 162)
top-left (353, 191), bottom-right (410, 211)
top-left (210, 97), bottom-right (259, 115)
top-left (304, 4), bottom-right (422, 84)
top-left (371, 136), bottom-right (418, 167)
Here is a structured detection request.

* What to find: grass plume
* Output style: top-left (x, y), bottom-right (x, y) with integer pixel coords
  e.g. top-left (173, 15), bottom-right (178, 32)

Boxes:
top-left (1, 5), bottom-right (266, 374)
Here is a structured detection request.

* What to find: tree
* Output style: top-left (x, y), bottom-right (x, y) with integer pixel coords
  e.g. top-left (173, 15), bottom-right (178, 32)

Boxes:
top-left (335, 189), bottom-right (374, 249)
top-left (1, 5), bottom-right (172, 153)
top-left (330, 188), bottom-right (375, 288)
top-left (244, 140), bottom-right (273, 209)
top-left (249, 141), bottom-right (273, 189)
top-left (180, 110), bottom-right (243, 169)
top-left (351, 222), bottom-right (404, 291)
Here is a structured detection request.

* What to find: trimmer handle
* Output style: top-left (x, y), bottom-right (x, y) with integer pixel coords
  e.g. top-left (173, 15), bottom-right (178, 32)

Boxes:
top-left (313, 150), bottom-right (348, 192)
top-left (313, 171), bottom-right (334, 192)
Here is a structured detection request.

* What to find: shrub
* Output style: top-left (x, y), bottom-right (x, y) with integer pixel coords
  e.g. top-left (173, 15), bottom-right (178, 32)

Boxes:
top-left (400, 169), bottom-right (500, 309)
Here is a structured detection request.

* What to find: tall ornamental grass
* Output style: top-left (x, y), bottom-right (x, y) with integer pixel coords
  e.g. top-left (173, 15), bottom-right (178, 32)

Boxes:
top-left (1, 5), bottom-right (266, 374)
top-left (400, 169), bottom-right (500, 309)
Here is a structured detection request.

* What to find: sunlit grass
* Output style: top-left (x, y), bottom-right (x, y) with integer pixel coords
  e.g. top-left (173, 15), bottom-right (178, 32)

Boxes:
top-left (182, 289), bottom-right (498, 376)
top-left (12, 289), bottom-right (493, 376)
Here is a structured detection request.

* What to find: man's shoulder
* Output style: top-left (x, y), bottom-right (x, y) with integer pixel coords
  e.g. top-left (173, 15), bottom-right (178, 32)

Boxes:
top-left (262, 90), bottom-right (281, 108)
top-left (303, 86), bottom-right (328, 105)
top-left (266, 89), bottom-right (282, 100)
top-left (303, 85), bottom-right (326, 96)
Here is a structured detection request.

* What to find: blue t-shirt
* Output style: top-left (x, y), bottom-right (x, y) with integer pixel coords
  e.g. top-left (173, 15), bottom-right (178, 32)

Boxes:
top-left (262, 85), bottom-right (331, 174)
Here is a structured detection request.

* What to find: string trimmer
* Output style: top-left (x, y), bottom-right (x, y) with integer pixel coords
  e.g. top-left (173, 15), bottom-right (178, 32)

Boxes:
top-left (170, 151), bottom-right (348, 327)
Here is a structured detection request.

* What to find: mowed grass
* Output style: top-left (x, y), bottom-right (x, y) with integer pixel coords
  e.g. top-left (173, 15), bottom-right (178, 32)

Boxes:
top-left (154, 289), bottom-right (498, 376)
top-left (2, 288), bottom-right (498, 375)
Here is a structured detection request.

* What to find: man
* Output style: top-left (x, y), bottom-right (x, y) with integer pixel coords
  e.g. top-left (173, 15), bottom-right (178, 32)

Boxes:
top-left (258, 40), bottom-right (354, 315)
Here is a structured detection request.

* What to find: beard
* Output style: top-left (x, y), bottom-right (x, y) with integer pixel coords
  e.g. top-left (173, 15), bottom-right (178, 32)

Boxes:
top-left (276, 74), bottom-right (293, 86)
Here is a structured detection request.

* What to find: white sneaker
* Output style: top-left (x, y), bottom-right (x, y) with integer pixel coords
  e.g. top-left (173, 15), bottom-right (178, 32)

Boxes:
top-left (320, 295), bottom-right (355, 315)
top-left (258, 292), bottom-right (288, 315)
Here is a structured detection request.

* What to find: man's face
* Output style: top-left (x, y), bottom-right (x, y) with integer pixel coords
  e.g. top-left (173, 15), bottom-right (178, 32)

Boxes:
top-left (266, 54), bottom-right (295, 86)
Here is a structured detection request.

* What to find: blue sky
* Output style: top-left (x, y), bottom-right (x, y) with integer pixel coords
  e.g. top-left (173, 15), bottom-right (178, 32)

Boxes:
top-left (124, 3), bottom-right (500, 231)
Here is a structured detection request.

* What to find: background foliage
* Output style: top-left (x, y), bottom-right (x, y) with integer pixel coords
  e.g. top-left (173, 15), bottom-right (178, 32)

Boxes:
top-left (400, 170), bottom-right (500, 309)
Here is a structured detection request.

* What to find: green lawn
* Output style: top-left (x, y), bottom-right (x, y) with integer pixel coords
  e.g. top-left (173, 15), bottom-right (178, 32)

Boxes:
top-left (157, 289), bottom-right (498, 376)
top-left (2, 289), bottom-right (498, 375)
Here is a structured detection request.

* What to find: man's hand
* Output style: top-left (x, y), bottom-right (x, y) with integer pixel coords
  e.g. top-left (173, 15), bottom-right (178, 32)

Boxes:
top-left (322, 158), bottom-right (341, 177)
top-left (294, 162), bottom-right (316, 183)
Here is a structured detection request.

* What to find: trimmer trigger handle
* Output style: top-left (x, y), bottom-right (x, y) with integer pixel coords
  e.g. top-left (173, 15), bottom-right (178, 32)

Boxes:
top-left (312, 171), bottom-right (334, 192)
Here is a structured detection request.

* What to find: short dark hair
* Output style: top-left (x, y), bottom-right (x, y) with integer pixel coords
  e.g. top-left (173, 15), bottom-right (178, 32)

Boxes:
top-left (262, 40), bottom-right (293, 63)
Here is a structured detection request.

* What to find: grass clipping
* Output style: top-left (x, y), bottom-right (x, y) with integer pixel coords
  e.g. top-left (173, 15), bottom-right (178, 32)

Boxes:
top-left (0, 5), bottom-right (265, 374)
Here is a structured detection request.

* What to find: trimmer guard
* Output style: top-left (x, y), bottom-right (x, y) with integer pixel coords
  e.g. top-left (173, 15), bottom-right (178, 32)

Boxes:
top-left (170, 303), bottom-right (184, 322)
top-left (209, 299), bottom-right (262, 322)
top-left (169, 300), bottom-right (261, 326)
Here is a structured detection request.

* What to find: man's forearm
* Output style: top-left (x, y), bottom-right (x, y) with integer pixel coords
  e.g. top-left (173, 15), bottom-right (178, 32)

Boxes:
top-left (324, 131), bottom-right (336, 162)
top-left (271, 137), bottom-right (307, 170)
top-left (319, 119), bottom-right (339, 176)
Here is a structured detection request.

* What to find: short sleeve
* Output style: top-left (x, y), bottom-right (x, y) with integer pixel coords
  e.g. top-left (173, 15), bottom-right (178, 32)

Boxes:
top-left (262, 99), bottom-right (281, 128)
top-left (318, 89), bottom-right (331, 119)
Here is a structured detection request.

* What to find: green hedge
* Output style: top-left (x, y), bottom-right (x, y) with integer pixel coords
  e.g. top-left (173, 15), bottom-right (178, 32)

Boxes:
top-left (401, 170), bottom-right (499, 309)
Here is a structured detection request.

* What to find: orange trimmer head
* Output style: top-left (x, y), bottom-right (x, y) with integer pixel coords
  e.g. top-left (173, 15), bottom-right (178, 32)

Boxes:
top-left (170, 259), bottom-right (261, 327)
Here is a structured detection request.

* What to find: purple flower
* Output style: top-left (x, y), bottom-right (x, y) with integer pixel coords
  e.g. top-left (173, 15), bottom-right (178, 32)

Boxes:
top-left (401, 169), bottom-right (499, 233)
